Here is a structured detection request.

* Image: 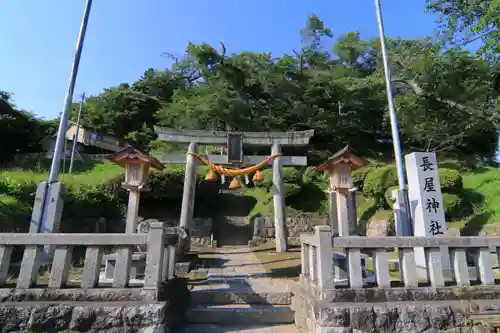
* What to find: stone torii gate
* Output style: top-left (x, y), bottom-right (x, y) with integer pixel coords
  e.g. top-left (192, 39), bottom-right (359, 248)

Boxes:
top-left (154, 126), bottom-right (314, 252)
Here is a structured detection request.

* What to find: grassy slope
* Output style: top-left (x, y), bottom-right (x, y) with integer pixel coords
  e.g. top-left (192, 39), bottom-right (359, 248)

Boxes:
top-left (448, 167), bottom-right (500, 233)
top-left (0, 162), bottom-right (123, 187)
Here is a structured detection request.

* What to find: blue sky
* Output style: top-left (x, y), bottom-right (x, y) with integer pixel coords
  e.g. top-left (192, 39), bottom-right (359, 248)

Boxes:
top-left (1, 0), bottom-right (440, 120)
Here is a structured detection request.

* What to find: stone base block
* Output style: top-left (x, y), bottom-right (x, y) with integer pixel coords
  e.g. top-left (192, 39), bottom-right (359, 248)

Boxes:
top-left (0, 302), bottom-right (168, 333)
top-left (293, 284), bottom-right (500, 333)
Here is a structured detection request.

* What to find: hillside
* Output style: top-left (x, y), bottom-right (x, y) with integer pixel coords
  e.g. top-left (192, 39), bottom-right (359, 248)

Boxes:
top-left (1, 156), bottom-right (498, 235)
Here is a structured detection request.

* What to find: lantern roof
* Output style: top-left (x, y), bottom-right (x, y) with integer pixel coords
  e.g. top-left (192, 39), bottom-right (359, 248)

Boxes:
top-left (106, 146), bottom-right (164, 170)
top-left (315, 145), bottom-right (365, 172)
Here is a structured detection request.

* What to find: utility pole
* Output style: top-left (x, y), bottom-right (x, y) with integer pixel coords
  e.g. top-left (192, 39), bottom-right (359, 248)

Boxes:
top-left (48, 0), bottom-right (92, 182)
top-left (69, 93), bottom-right (85, 174)
top-left (374, 0), bottom-right (412, 236)
top-left (30, 0), bottom-right (93, 263)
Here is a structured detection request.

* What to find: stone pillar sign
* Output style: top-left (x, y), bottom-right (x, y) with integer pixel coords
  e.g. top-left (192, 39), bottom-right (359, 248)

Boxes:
top-left (405, 152), bottom-right (451, 279)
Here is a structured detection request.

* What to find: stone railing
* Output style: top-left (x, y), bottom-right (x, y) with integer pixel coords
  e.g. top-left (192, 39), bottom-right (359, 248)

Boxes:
top-left (0, 222), bottom-right (171, 300)
top-left (300, 225), bottom-right (500, 292)
top-left (300, 225), bottom-right (334, 291)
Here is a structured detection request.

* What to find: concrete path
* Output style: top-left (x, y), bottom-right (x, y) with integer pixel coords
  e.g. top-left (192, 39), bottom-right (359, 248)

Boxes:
top-left (198, 245), bottom-right (298, 291)
top-left (207, 245), bottom-right (269, 278)
top-left (188, 246), bottom-right (299, 333)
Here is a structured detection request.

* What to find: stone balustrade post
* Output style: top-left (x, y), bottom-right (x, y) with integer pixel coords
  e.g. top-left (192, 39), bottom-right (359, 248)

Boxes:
top-left (144, 222), bottom-right (166, 295)
top-left (314, 225), bottom-right (334, 291)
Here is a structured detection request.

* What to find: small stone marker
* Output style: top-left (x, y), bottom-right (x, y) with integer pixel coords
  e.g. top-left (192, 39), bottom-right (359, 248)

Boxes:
top-left (405, 152), bottom-right (451, 279)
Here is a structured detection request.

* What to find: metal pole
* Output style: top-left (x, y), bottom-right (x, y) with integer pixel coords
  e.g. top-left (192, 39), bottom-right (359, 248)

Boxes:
top-left (374, 0), bottom-right (406, 190)
top-left (48, 0), bottom-right (92, 182)
top-left (374, 0), bottom-right (413, 236)
top-left (68, 93), bottom-right (85, 174)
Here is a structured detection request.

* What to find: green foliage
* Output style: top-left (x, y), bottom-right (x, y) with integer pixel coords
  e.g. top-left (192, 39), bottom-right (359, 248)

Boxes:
top-left (438, 159), bottom-right (466, 171)
top-left (352, 166), bottom-right (376, 190)
top-left (283, 183), bottom-right (301, 198)
top-left (256, 168), bottom-right (274, 189)
top-left (462, 168), bottom-right (500, 221)
top-left (0, 92), bottom-right (48, 164)
top-left (363, 166), bottom-right (398, 203)
top-left (442, 193), bottom-right (462, 218)
top-left (438, 168), bottom-right (463, 193)
top-left (0, 195), bottom-right (31, 232)
top-left (426, 0), bottom-right (500, 60)
top-left (282, 167), bottom-right (302, 184)
top-left (63, 184), bottom-right (124, 224)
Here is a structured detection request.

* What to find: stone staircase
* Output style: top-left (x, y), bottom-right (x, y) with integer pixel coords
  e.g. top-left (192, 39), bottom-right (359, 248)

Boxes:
top-left (469, 310), bottom-right (500, 328)
top-left (186, 277), bottom-right (296, 332)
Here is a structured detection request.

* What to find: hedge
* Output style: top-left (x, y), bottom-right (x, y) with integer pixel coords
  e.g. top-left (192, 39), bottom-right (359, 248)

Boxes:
top-left (352, 166), bottom-right (376, 190)
top-left (442, 193), bottom-right (462, 218)
top-left (257, 167), bottom-right (302, 190)
top-left (363, 166), bottom-right (398, 202)
top-left (438, 168), bottom-right (463, 194)
top-left (0, 195), bottom-right (31, 232)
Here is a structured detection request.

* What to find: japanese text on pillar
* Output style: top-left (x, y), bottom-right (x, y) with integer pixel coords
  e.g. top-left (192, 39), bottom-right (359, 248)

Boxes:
top-left (420, 156), bottom-right (444, 236)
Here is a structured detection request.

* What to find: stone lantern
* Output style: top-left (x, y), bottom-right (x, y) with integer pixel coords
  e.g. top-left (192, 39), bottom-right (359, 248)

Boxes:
top-left (315, 145), bottom-right (364, 236)
top-left (107, 147), bottom-right (164, 233)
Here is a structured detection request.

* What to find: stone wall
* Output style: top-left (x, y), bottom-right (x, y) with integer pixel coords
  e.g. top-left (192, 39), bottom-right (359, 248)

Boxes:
top-left (252, 215), bottom-right (327, 245)
top-left (293, 283), bottom-right (500, 333)
top-left (0, 278), bottom-right (192, 332)
top-left (0, 303), bottom-right (167, 333)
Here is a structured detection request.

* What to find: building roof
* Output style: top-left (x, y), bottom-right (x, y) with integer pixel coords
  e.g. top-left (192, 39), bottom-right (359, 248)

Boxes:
top-left (106, 146), bottom-right (164, 170)
top-left (315, 145), bottom-right (365, 172)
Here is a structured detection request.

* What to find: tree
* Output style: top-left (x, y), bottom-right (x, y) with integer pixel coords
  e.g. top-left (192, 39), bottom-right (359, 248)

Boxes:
top-left (427, 0), bottom-right (500, 60)
top-left (71, 83), bottom-right (161, 150)
top-left (154, 14), bottom-right (498, 161)
top-left (0, 91), bottom-right (47, 163)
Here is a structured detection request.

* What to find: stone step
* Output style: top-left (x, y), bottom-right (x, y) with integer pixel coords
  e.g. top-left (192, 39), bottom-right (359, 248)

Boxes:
top-left (469, 312), bottom-right (500, 328)
top-left (191, 289), bottom-right (293, 305)
top-left (187, 304), bottom-right (294, 325)
top-left (185, 324), bottom-right (298, 332)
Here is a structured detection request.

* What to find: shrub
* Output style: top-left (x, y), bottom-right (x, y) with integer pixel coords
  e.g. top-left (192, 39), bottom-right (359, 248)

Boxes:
top-left (255, 168), bottom-right (274, 189)
top-left (302, 167), bottom-right (328, 189)
top-left (283, 183), bottom-right (301, 198)
top-left (352, 166), bottom-right (375, 190)
top-left (0, 195), bottom-right (31, 232)
top-left (438, 168), bottom-right (463, 194)
top-left (2, 178), bottom-right (37, 203)
top-left (442, 193), bottom-right (461, 218)
top-left (363, 166), bottom-right (398, 202)
top-left (282, 167), bottom-right (302, 184)
top-left (63, 184), bottom-right (124, 223)
top-left (438, 160), bottom-right (463, 171)
top-left (146, 169), bottom-right (185, 199)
